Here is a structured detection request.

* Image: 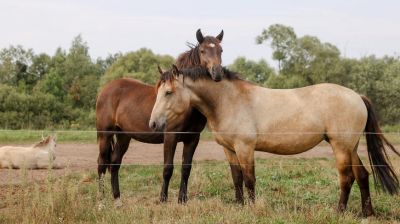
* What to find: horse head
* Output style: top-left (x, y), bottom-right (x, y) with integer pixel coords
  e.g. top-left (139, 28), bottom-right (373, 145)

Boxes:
top-left (196, 29), bottom-right (224, 81)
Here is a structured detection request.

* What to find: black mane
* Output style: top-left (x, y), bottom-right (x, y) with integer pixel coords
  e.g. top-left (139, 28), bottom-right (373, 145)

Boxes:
top-left (158, 66), bottom-right (241, 84)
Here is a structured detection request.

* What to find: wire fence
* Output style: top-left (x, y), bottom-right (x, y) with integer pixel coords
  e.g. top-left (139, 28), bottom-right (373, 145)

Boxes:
top-left (0, 129), bottom-right (400, 135)
top-left (0, 129), bottom-right (399, 168)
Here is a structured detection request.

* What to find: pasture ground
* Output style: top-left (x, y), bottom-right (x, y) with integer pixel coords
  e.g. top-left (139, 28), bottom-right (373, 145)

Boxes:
top-left (0, 132), bottom-right (400, 223)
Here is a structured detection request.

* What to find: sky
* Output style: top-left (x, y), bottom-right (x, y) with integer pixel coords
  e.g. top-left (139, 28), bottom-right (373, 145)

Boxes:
top-left (1, 0), bottom-right (400, 66)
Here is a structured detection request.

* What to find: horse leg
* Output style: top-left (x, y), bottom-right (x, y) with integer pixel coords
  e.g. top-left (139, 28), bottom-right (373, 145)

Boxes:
top-left (234, 143), bottom-right (256, 204)
top-left (351, 142), bottom-right (374, 217)
top-left (97, 133), bottom-right (113, 199)
top-left (160, 133), bottom-right (178, 202)
top-left (110, 133), bottom-right (130, 207)
top-left (223, 147), bottom-right (244, 204)
top-left (331, 141), bottom-right (355, 213)
top-left (178, 135), bottom-right (200, 204)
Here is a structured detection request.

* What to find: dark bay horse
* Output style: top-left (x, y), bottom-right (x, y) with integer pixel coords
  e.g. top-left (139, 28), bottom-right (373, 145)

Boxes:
top-left (150, 66), bottom-right (400, 217)
top-left (96, 29), bottom-right (224, 206)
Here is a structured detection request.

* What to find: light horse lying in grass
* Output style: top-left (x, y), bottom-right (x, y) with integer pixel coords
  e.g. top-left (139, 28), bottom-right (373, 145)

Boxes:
top-left (0, 135), bottom-right (61, 169)
top-left (149, 66), bottom-right (400, 217)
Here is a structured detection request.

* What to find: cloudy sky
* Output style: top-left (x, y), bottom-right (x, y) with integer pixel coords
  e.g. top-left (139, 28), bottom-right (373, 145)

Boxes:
top-left (1, 0), bottom-right (399, 66)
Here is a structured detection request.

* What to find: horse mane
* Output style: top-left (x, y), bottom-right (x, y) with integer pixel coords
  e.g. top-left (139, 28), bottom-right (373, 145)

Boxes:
top-left (156, 66), bottom-right (241, 88)
top-left (33, 137), bottom-right (50, 148)
top-left (176, 37), bottom-right (221, 69)
top-left (175, 42), bottom-right (201, 68)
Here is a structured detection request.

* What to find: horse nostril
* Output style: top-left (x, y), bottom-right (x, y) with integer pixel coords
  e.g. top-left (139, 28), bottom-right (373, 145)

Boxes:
top-left (150, 121), bottom-right (157, 130)
top-left (160, 122), bottom-right (166, 131)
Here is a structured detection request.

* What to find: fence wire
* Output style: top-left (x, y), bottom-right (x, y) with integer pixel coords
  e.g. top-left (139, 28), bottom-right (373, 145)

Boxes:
top-left (0, 129), bottom-right (399, 168)
top-left (0, 129), bottom-right (400, 135)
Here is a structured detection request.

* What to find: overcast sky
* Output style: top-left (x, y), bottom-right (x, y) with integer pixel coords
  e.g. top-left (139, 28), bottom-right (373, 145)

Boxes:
top-left (1, 0), bottom-right (399, 66)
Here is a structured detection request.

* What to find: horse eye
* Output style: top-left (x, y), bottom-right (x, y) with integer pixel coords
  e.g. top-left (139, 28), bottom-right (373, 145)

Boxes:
top-left (200, 50), bottom-right (205, 54)
top-left (165, 90), bottom-right (173, 96)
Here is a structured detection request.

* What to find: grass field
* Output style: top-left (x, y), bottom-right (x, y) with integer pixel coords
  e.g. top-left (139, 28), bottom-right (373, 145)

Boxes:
top-left (0, 125), bottom-right (399, 144)
top-left (1, 157), bottom-right (399, 223)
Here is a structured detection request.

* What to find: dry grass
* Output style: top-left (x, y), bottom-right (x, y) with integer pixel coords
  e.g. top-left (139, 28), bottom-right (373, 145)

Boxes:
top-left (0, 157), bottom-right (399, 223)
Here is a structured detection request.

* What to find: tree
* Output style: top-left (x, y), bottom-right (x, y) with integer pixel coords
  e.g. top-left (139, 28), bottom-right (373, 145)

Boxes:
top-left (229, 57), bottom-right (275, 85)
top-left (256, 24), bottom-right (297, 72)
top-left (0, 45), bottom-right (34, 87)
top-left (100, 48), bottom-right (174, 86)
top-left (256, 24), bottom-right (344, 86)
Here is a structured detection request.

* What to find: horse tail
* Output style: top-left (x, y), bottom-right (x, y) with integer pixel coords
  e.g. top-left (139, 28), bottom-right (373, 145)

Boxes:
top-left (96, 129), bottom-right (115, 173)
top-left (107, 136), bottom-right (116, 173)
top-left (361, 95), bottom-right (400, 194)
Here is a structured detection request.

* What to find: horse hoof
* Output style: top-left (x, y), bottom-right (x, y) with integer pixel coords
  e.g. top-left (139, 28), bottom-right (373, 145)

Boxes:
top-left (114, 198), bottom-right (123, 208)
top-left (178, 196), bottom-right (188, 204)
top-left (160, 196), bottom-right (168, 203)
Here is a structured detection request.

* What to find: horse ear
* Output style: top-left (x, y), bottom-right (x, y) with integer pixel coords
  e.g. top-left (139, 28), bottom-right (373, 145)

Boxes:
top-left (53, 133), bottom-right (57, 141)
top-left (171, 64), bottom-right (179, 77)
top-left (157, 65), bottom-right (164, 75)
top-left (216, 30), bottom-right (224, 41)
top-left (196, 29), bottom-right (204, 44)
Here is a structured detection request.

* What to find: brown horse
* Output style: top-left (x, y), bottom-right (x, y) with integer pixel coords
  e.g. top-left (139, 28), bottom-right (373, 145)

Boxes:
top-left (96, 29), bottom-right (224, 206)
top-left (150, 66), bottom-right (400, 217)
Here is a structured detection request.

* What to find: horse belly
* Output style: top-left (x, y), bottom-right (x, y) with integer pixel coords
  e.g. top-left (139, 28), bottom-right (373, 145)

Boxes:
top-left (256, 133), bottom-right (324, 155)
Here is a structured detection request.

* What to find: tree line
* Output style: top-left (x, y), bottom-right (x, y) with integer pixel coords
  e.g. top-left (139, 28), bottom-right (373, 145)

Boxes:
top-left (0, 24), bottom-right (399, 129)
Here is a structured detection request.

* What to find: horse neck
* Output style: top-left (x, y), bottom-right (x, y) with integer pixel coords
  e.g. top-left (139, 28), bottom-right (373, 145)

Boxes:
top-left (185, 78), bottom-right (248, 128)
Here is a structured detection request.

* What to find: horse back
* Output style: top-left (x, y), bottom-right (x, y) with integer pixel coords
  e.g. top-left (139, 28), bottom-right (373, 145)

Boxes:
top-left (96, 78), bottom-right (165, 142)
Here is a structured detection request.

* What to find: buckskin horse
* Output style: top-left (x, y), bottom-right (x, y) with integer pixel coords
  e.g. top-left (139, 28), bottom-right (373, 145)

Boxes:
top-left (96, 29), bottom-right (224, 206)
top-left (149, 66), bottom-right (399, 217)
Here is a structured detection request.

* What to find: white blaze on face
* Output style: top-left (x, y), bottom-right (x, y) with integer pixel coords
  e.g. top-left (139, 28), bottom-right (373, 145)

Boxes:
top-left (208, 43), bottom-right (215, 48)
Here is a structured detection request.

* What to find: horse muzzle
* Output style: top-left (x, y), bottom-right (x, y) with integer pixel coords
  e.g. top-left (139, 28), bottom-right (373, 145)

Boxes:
top-left (149, 119), bottom-right (166, 132)
top-left (210, 65), bottom-right (223, 82)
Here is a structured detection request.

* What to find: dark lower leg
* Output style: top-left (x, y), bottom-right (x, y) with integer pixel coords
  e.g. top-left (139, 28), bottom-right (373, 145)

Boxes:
top-left (111, 164), bottom-right (121, 199)
top-left (338, 171), bottom-right (355, 212)
top-left (239, 163), bottom-right (256, 204)
top-left (243, 173), bottom-right (256, 203)
top-left (229, 164), bottom-right (244, 204)
top-left (160, 164), bottom-right (174, 202)
top-left (223, 147), bottom-right (245, 204)
top-left (353, 158), bottom-right (374, 217)
top-left (178, 137), bottom-right (199, 203)
top-left (110, 134), bottom-right (130, 200)
top-left (160, 134), bottom-right (177, 202)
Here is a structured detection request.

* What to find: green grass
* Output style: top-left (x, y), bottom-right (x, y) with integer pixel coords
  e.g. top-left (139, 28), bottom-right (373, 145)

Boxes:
top-left (0, 124), bottom-right (399, 144)
top-left (1, 157), bottom-right (399, 223)
top-left (1, 125), bottom-right (399, 144)
top-left (0, 130), bottom-right (97, 144)
top-left (0, 129), bottom-right (212, 144)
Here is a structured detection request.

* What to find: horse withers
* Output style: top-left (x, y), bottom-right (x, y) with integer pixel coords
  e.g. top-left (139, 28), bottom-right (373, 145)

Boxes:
top-left (149, 66), bottom-right (400, 217)
top-left (96, 29), bottom-right (224, 206)
top-left (0, 135), bottom-right (62, 169)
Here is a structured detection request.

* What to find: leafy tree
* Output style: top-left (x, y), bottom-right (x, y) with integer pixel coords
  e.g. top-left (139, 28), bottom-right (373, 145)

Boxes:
top-left (257, 24), bottom-right (345, 87)
top-left (100, 48), bottom-right (174, 86)
top-left (229, 57), bottom-right (275, 85)
top-left (256, 24), bottom-right (297, 72)
top-left (0, 45), bottom-right (34, 87)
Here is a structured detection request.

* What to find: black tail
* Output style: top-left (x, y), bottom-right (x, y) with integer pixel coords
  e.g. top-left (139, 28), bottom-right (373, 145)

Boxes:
top-left (362, 95), bottom-right (400, 194)
top-left (97, 130), bottom-right (115, 173)
top-left (108, 136), bottom-right (116, 173)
